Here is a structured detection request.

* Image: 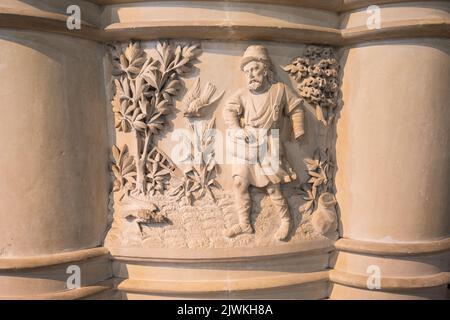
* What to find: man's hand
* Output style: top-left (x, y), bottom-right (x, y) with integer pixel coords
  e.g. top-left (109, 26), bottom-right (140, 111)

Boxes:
top-left (234, 128), bottom-right (254, 143)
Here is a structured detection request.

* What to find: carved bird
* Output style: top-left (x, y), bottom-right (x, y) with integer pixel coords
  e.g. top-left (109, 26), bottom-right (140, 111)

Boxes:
top-left (181, 78), bottom-right (224, 118)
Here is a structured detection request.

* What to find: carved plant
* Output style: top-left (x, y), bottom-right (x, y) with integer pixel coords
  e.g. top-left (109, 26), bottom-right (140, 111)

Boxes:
top-left (111, 144), bottom-right (136, 200)
top-left (145, 151), bottom-right (172, 196)
top-left (284, 46), bottom-right (339, 126)
top-left (168, 118), bottom-right (221, 204)
top-left (168, 175), bottom-right (198, 205)
top-left (109, 41), bottom-right (201, 198)
top-left (110, 41), bottom-right (146, 78)
top-left (300, 148), bottom-right (335, 215)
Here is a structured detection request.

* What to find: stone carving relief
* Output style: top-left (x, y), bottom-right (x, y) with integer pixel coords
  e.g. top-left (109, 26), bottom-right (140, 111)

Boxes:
top-left (109, 41), bottom-right (200, 198)
top-left (181, 78), bottom-right (224, 118)
top-left (284, 46), bottom-right (340, 126)
top-left (299, 148), bottom-right (338, 236)
top-left (104, 42), bottom-right (341, 249)
top-left (168, 117), bottom-right (222, 205)
top-left (222, 45), bottom-right (305, 241)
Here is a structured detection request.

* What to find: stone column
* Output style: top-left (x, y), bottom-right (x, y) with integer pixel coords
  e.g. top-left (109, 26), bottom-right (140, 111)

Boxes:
top-left (0, 29), bottom-right (112, 299)
top-left (333, 6), bottom-right (450, 298)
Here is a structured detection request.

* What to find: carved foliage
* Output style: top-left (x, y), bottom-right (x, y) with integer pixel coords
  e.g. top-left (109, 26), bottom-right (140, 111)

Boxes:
top-left (111, 144), bottom-right (136, 200)
top-left (300, 148), bottom-right (335, 215)
top-left (109, 41), bottom-right (201, 198)
top-left (145, 146), bottom-right (176, 196)
top-left (284, 46), bottom-right (339, 126)
top-left (168, 118), bottom-right (221, 204)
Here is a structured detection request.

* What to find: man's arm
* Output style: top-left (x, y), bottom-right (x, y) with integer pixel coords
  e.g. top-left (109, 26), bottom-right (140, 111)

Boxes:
top-left (223, 93), bottom-right (242, 129)
top-left (290, 106), bottom-right (305, 140)
top-left (283, 84), bottom-right (305, 140)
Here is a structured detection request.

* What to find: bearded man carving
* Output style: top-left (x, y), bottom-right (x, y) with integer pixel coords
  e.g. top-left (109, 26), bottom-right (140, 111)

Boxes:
top-left (223, 45), bottom-right (305, 241)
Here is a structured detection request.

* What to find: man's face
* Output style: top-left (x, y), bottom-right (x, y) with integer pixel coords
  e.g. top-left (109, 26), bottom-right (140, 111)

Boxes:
top-left (243, 61), bottom-right (267, 92)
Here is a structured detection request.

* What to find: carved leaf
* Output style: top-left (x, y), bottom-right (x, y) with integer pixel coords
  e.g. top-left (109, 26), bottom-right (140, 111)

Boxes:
top-left (112, 180), bottom-right (121, 192)
top-left (304, 159), bottom-right (319, 171)
top-left (182, 44), bottom-right (200, 59)
top-left (308, 171), bottom-right (322, 179)
top-left (111, 165), bottom-right (120, 178)
top-left (112, 145), bottom-right (121, 164)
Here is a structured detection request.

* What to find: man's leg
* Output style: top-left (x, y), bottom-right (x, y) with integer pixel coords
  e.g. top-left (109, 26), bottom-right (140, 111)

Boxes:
top-left (224, 176), bottom-right (253, 237)
top-left (266, 183), bottom-right (291, 241)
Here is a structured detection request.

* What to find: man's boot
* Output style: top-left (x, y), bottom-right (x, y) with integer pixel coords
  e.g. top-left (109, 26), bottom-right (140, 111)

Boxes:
top-left (267, 185), bottom-right (291, 241)
top-left (275, 210), bottom-right (291, 241)
top-left (224, 189), bottom-right (253, 238)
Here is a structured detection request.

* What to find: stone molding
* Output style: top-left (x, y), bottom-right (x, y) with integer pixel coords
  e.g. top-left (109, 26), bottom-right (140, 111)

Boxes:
top-left (118, 272), bottom-right (329, 295)
top-left (85, 0), bottom-right (419, 12)
top-left (335, 237), bottom-right (450, 256)
top-left (1, 238), bottom-right (448, 298)
top-left (1, 1), bottom-right (449, 44)
top-left (330, 270), bottom-right (450, 290)
top-left (2, 238), bottom-right (446, 269)
top-left (1, 279), bottom-right (114, 300)
top-left (0, 248), bottom-right (113, 300)
top-left (0, 247), bottom-right (109, 271)
top-left (110, 239), bottom-right (334, 263)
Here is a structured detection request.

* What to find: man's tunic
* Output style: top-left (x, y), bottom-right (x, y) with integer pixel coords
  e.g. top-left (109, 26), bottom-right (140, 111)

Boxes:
top-left (224, 82), bottom-right (303, 187)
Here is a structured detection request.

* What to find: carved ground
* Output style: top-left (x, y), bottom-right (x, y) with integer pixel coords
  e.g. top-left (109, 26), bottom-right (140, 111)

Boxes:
top-left (106, 185), bottom-right (335, 249)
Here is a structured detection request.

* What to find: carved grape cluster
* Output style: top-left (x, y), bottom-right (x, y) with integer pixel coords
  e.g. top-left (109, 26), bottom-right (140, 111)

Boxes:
top-left (284, 46), bottom-right (339, 126)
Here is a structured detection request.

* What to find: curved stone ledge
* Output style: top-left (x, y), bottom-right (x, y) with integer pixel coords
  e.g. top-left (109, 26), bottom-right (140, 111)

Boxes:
top-left (341, 18), bottom-right (450, 45)
top-left (110, 239), bottom-right (334, 263)
top-left (335, 237), bottom-right (450, 256)
top-left (0, 13), bottom-right (104, 41)
top-left (330, 270), bottom-right (450, 290)
top-left (103, 23), bottom-right (341, 44)
top-left (88, 0), bottom-right (341, 11)
top-left (1, 3), bottom-right (449, 44)
top-left (86, 0), bottom-right (419, 12)
top-left (117, 272), bottom-right (329, 294)
top-left (0, 247), bottom-right (110, 271)
top-left (0, 279), bottom-right (114, 300)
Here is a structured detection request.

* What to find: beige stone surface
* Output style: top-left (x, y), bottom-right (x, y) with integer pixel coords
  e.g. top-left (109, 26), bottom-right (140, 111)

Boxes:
top-left (0, 30), bottom-right (110, 257)
top-left (0, 0), bottom-right (449, 300)
top-left (336, 39), bottom-right (450, 242)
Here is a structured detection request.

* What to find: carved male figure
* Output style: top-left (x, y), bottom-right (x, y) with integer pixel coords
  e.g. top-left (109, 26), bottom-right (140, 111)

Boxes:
top-left (223, 45), bottom-right (305, 241)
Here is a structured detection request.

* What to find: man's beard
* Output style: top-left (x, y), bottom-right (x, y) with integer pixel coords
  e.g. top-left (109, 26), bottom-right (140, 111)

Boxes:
top-left (247, 80), bottom-right (262, 91)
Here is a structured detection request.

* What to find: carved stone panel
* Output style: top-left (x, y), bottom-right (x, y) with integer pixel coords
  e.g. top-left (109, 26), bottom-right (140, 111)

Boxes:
top-left (104, 41), bottom-right (341, 249)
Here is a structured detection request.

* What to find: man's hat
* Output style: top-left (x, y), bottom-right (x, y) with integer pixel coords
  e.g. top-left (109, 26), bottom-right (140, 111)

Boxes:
top-left (240, 45), bottom-right (272, 70)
